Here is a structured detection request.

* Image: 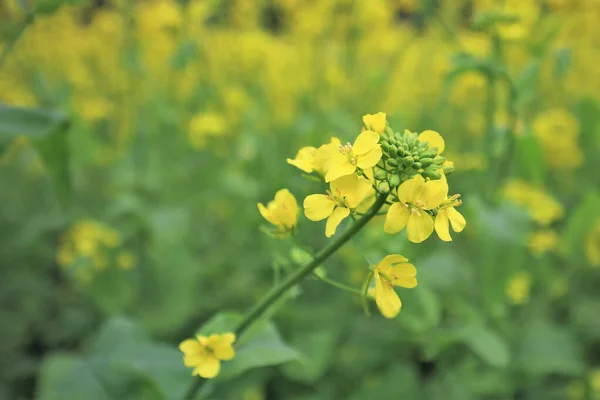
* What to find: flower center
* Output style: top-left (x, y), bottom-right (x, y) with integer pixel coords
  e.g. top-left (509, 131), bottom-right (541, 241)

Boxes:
top-left (326, 189), bottom-right (348, 208)
top-left (338, 142), bottom-right (357, 165)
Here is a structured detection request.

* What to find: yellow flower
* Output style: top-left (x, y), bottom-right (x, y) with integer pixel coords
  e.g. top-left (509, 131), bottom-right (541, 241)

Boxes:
top-left (179, 333), bottom-right (236, 378)
top-left (416, 129), bottom-right (445, 155)
top-left (528, 229), bottom-right (560, 258)
top-left (585, 221), bottom-right (600, 267)
top-left (532, 109), bottom-right (583, 170)
top-left (188, 112), bottom-right (227, 150)
top-left (324, 131), bottom-right (382, 182)
top-left (504, 180), bottom-right (564, 226)
top-left (304, 175), bottom-right (372, 237)
top-left (373, 254), bottom-right (417, 318)
top-left (258, 189), bottom-right (299, 235)
top-left (362, 112), bottom-right (387, 133)
top-left (286, 146), bottom-right (317, 173)
top-left (287, 137), bottom-right (341, 178)
top-left (117, 251), bottom-right (137, 270)
top-left (506, 272), bottom-right (532, 305)
top-left (385, 175), bottom-right (448, 243)
top-left (435, 199), bottom-right (466, 242)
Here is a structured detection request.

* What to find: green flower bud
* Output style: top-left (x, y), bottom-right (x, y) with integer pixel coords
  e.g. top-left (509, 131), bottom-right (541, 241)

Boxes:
top-left (386, 127), bottom-right (394, 137)
top-left (389, 145), bottom-right (398, 158)
top-left (381, 141), bottom-right (390, 152)
top-left (412, 161), bottom-right (422, 169)
top-left (314, 267), bottom-right (327, 278)
top-left (422, 169), bottom-right (442, 180)
top-left (388, 174), bottom-right (401, 188)
top-left (387, 159), bottom-right (399, 167)
top-left (378, 181), bottom-right (391, 193)
top-left (433, 156), bottom-right (446, 165)
top-left (413, 155), bottom-right (420, 161)
top-left (374, 168), bottom-right (387, 180)
top-left (423, 150), bottom-right (438, 159)
top-left (394, 132), bottom-right (403, 141)
top-left (443, 163), bottom-right (455, 175)
top-left (403, 156), bottom-right (414, 167)
top-left (420, 157), bottom-right (434, 167)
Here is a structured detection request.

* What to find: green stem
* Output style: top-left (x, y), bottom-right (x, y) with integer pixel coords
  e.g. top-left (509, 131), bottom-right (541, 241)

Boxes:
top-left (313, 273), bottom-right (363, 296)
top-left (493, 75), bottom-right (518, 194)
top-left (0, 15), bottom-right (33, 70)
top-left (184, 194), bottom-right (388, 399)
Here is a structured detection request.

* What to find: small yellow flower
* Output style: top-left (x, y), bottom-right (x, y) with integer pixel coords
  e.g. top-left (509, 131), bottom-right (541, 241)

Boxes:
top-left (362, 112), bottom-right (387, 133)
top-left (373, 255), bottom-right (417, 318)
top-left (504, 180), bottom-right (563, 226)
top-left (506, 272), bottom-right (532, 305)
top-left (286, 146), bottom-right (317, 173)
top-left (117, 251), bottom-right (137, 270)
top-left (528, 229), bottom-right (560, 258)
top-left (434, 176), bottom-right (466, 242)
top-left (188, 112), bottom-right (227, 150)
top-left (304, 175), bottom-right (372, 237)
top-left (384, 175), bottom-right (448, 243)
top-left (258, 189), bottom-right (299, 236)
top-left (324, 131), bottom-right (382, 182)
top-left (179, 333), bottom-right (236, 378)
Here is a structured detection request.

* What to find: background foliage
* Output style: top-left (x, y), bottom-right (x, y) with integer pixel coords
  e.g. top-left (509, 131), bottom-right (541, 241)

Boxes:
top-left (2, 0), bottom-right (600, 399)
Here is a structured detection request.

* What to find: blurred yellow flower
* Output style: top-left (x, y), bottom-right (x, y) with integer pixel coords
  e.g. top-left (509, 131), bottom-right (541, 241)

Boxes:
top-left (591, 369), bottom-right (600, 397)
top-left (504, 180), bottom-right (564, 226)
top-left (506, 272), bottom-right (532, 305)
top-left (528, 229), bottom-right (560, 258)
top-left (373, 254), bottom-right (417, 318)
top-left (258, 189), bottom-right (299, 236)
top-left (188, 113), bottom-right (228, 150)
top-left (325, 131), bottom-right (382, 182)
top-left (585, 221), bottom-right (600, 267)
top-left (385, 175), bottom-right (448, 243)
top-left (179, 333), bottom-right (236, 378)
top-left (304, 175), bottom-right (372, 237)
top-left (362, 112), bottom-right (387, 133)
top-left (532, 109), bottom-right (583, 170)
top-left (117, 251), bottom-right (137, 270)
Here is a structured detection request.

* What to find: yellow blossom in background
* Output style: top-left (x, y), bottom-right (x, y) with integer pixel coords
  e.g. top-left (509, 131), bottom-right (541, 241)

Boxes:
top-left (188, 112), bottom-right (228, 150)
top-left (324, 131), bottom-right (382, 182)
top-left (497, 0), bottom-right (540, 40)
top-left (117, 251), bottom-right (137, 270)
top-left (258, 189), bottom-right (299, 236)
top-left (591, 369), bottom-right (600, 398)
top-left (385, 175), bottom-right (448, 243)
top-left (506, 272), bottom-right (532, 305)
top-left (304, 175), bottom-right (372, 237)
top-left (179, 333), bottom-right (236, 378)
top-left (373, 255), bottom-right (417, 318)
top-left (532, 109), bottom-right (583, 170)
top-left (504, 180), bottom-right (564, 226)
top-left (362, 112), bottom-right (387, 133)
top-left (528, 229), bottom-right (560, 258)
top-left (585, 221), bottom-right (600, 267)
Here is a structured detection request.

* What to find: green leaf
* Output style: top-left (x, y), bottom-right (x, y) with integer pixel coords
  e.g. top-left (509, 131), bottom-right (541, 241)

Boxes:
top-left (457, 325), bottom-right (510, 368)
top-left (281, 330), bottom-right (338, 383)
top-left (517, 319), bottom-right (584, 376)
top-left (0, 105), bottom-right (68, 141)
top-left (563, 190), bottom-right (600, 260)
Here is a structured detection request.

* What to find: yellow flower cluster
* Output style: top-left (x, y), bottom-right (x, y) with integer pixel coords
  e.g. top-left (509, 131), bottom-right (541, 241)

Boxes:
top-left (505, 271), bottom-right (532, 305)
top-left (504, 180), bottom-right (564, 226)
top-left (57, 220), bottom-right (135, 283)
top-left (259, 113), bottom-right (465, 319)
top-left (528, 229), bottom-right (560, 258)
top-left (532, 109), bottom-right (583, 170)
top-left (179, 333), bottom-right (236, 378)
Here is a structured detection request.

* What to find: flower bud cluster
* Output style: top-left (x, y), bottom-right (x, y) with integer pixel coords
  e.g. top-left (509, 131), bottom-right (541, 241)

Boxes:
top-left (374, 128), bottom-right (446, 192)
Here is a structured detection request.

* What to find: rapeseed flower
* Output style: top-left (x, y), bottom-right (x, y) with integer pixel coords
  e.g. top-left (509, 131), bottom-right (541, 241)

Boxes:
top-left (362, 112), bottom-right (387, 133)
top-left (324, 131), bottom-right (382, 182)
top-left (506, 272), bottom-right (532, 305)
top-left (373, 255), bottom-right (417, 318)
top-left (179, 333), bottom-right (236, 378)
top-left (258, 189), bottom-right (299, 236)
top-left (304, 175), bottom-right (372, 237)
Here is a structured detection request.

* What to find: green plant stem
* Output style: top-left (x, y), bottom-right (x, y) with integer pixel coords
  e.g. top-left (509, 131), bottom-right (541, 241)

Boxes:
top-left (494, 75), bottom-right (518, 194)
top-left (0, 15), bottom-right (33, 70)
top-left (184, 194), bottom-right (388, 399)
top-left (313, 273), bottom-right (363, 296)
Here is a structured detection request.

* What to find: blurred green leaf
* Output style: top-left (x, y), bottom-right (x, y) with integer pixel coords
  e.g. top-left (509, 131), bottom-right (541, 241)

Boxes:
top-left (0, 105), bottom-right (67, 141)
top-left (281, 329), bottom-right (338, 383)
top-left (514, 135), bottom-right (546, 184)
top-left (563, 190), bottom-right (600, 260)
top-left (457, 325), bottom-right (510, 368)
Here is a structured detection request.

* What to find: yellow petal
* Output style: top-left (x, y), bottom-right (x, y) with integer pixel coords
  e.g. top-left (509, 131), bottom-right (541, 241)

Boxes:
top-left (179, 339), bottom-right (202, 355)
top-left (257, 203), bottom-right (279, 226)
top-left (356, 146), bottom-right (383, 169)
top-left (213, 342), bottom-right (235, 361)
top-left (377, 254), bottom-right (409, 271)
top-left (274, 189), bottom-right (298, 228)
top-left (325, 207), bottom-right (350, 237)
top-left (448, 207), bottom-right (466, 232)
top-left (314, 137), bottom-right (342, 175)
top-left (418, 130), bottom-right (445, 154)
top-left (353, 130), bottom-right (380, 155)
top-left (421, 175), bottom-right (448, 209)
top-left (374, 270), bottom-right (401, 318)
top-left (304, 195), bottom-right (335, 221)
top-left (331, 175), bottom-right (373, 208)
top-left (286, 146), bottom-right (316, 173)
top-left (384, 203), bottom-right (410, 234)
top-left (193, 356), bottom-right (220, 379)
top-left (387, 263), bottom-right (417, 282)
top-left (398, 175), bottom-right (426, 204)
top-left (435, 209), bottom-right (452, 242)
top-left (324, 159), bottom-right (356, 182)
top-left (362, 112), bottom-right (387, 133)
top-left (406, 212), bottom-right (434, 243)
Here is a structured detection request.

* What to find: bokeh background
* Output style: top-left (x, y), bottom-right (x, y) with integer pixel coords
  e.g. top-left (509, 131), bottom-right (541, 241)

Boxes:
top-left (2, 0), bottom-right (600, 399)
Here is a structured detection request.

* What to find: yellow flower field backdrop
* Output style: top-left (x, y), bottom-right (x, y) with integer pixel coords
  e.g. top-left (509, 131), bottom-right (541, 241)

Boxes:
top-left (2, 0), bottom-right (600, 399)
